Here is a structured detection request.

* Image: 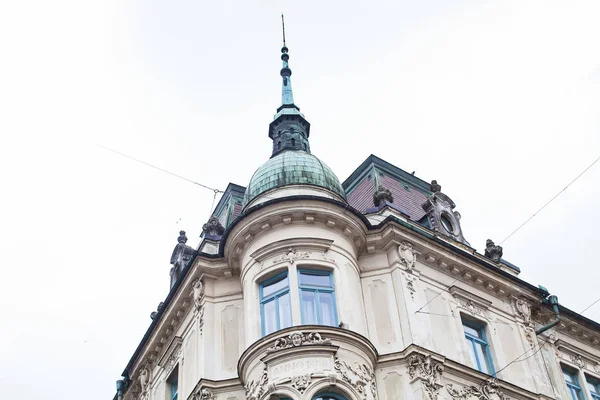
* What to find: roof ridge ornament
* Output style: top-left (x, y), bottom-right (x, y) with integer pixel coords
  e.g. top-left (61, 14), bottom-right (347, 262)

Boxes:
top-left (484, 239), bottom-right (503, 262)
top-left (422, 180), bottom-right (470, 246)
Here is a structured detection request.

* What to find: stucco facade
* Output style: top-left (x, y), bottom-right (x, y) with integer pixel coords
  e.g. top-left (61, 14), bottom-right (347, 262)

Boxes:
top-left (113, 35), bottom-right (600, 400)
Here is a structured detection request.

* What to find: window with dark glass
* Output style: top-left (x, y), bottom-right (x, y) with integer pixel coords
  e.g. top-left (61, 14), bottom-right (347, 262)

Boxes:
top-left (562, 367), bottom-right (583, 400)
top-left (462, 318), bottom-right (494, 375)
top-left (586, 375), bottom-right (600, 400)
top-left (167, 367), bottom-right (179, 400)
top-left (313, 393), bottom-right (348, 400)
top-left (260, 272), bottom-right (292, 336)
top-left (298, 269), bottom-right (337, 326)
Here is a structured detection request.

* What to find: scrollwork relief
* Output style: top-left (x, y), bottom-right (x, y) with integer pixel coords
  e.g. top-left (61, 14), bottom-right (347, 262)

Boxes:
top-left (272, 248), bottom-right (310, 264)
top-left (515, 298), bottom-right (532, 326)
top-left (399, 241), bottom-right (418, 271)
top-left (459, 299), bottom-right (483, 316)
top-left (291, 374), bottom-right (312, 394)
top-left (447, 379), bottom-right (509, 400)
top-left (334, 358), bottom-right (377, 400)
top-left (570, 354), bottom-right (586, 369)
top-left (266, 331), bottom-right (331, 354)
top-left (405, 274), bottom-right (417, 300)
top-left (193, 387), bottom-right (215, 400)
top-left (408, 354), bottom-right (444, 400)
top-left (245, 368), bottom-right (269, 400)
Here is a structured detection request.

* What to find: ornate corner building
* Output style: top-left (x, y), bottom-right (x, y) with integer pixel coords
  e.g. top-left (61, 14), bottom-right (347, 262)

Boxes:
top-left (113, 35), bottom-right (600, 400)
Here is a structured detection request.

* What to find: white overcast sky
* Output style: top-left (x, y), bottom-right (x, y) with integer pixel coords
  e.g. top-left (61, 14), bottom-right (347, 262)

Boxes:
top-left (0, 1), bottom-right (599, 399)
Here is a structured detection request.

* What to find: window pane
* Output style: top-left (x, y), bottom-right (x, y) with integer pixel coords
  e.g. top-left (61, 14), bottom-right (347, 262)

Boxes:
top-left (569, 387), bottom-right (583, 400)
top-left (263, 275), bottom-right (289, 297)
top-left (474, 342), bottom-right (492, 374)
top-left (299, 272), bottom-right (331, 287)
top-left (564, 371), bottom-right (574, 383)
top-left (465, 338), bottom-right (478, 368)
top-left (279, 292), bottom-right (292, 329)
top-left (263, 299), bottom-right (277, 335)
top-left (463, 324), bottom-right (481, 338)
top-left (319, 292), bottom-right (336, 326)
top-left (301, 290), bottom-right (318, 324)
top-left (587, 377), bottom-right (599, 394)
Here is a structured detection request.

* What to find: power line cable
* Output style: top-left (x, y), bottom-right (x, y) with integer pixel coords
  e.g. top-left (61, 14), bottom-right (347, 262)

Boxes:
top-left (95, 143), bottom-right (224, 194)
top-left (499, 154), bottom-right (600, 245)
top-left (580, 296), bottom-right (600, 315)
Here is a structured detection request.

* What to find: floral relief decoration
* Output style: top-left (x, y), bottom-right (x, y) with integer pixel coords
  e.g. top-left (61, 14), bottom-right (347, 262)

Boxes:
top-left (245, 368), bottom-right (269, 400)
top-left (408, 354), bottom-right (444, 400)
top-left (266, 331), bottom-right (331, 354)
top-left (272, 248), bottom-right (310, 265)
top-left (447, 379), bottom-right (509, 400)
top-left (291, 374), bottom-right (312, 394)
top-left (334, 358), bottom-right (377, 400)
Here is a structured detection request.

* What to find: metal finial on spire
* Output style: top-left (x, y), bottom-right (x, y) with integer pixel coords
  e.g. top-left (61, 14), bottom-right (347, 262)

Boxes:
top-left (281, 13), bottom-right (286, 47)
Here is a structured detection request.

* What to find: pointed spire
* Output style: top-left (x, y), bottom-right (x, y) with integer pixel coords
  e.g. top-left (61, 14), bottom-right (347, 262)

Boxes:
top-left (278, 14), bottom-right (299, 112)
top-left (268, 15), bottom-right (311, 157)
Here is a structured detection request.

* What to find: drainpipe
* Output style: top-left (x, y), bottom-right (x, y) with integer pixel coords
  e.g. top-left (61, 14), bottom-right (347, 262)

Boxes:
top-left (536, 294), bottom-right (560, 335)
top-left (116, 379), bottom-right (127, 400)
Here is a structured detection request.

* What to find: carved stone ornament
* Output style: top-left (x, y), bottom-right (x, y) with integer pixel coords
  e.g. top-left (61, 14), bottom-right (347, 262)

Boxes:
top-left (292, 374), bottom-right (312, 394)
top-left (422, 183), bottom-right (469, 245)
top-left (373, 185), bottom-right (394, 207)
top-left (406, 274), bottom-right (417, 300)
top-left (570, 354), bottom-right (586, 369)
top-left (272, 247), bottom-right (310, 265)
top-left (165, 346), bottom-right (182, 375)
top-left (245, 368), bottom-right (269, 400)
top-left (447, 379), bottom-right (509, 400)
top-left (515, 298), bottom-right (532, 326)
top-left (334, 358), bottom-right (377, 400)
top-left (194, 387), bottom-right (215, 400)
top-left (430, 180), bottom-right (442, 193)
top-left (398, 241), bottom-right (418, 271)
top-left (202, 216), bottom-right (225, 236)
top-left (192, 279), bottom-right (204, 314)
top-left (150, 301), bottom-right (164, 320)
top-left (408, 354), bottom-right (444, 400)
top-left (595, 363), bottom-right (600, 374)
top-left (266, 331), bottom-right (331, 354)
top-left (139, 368), bottom-right (149, 397)
top-left (459, 299), bottom-right (483, 316)
top-left (484, 239), bottom-right (503, 262)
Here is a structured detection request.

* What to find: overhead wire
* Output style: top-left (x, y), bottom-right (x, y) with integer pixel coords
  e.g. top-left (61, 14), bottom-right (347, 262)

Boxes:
top-left (499, 154), bottom-right (600, 245)
top-left (95, 143), bottom-right (224, 194)
top-left (580, 296), bottom-right (600, 315)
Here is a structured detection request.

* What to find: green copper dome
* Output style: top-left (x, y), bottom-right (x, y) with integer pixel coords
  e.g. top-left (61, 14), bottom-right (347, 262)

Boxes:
top-left (243, 150), bottom-right (346, 207)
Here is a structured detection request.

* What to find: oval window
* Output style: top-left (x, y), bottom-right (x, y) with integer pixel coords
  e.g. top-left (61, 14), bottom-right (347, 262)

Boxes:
top-left (441, 213), bottom-right (454, 233)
